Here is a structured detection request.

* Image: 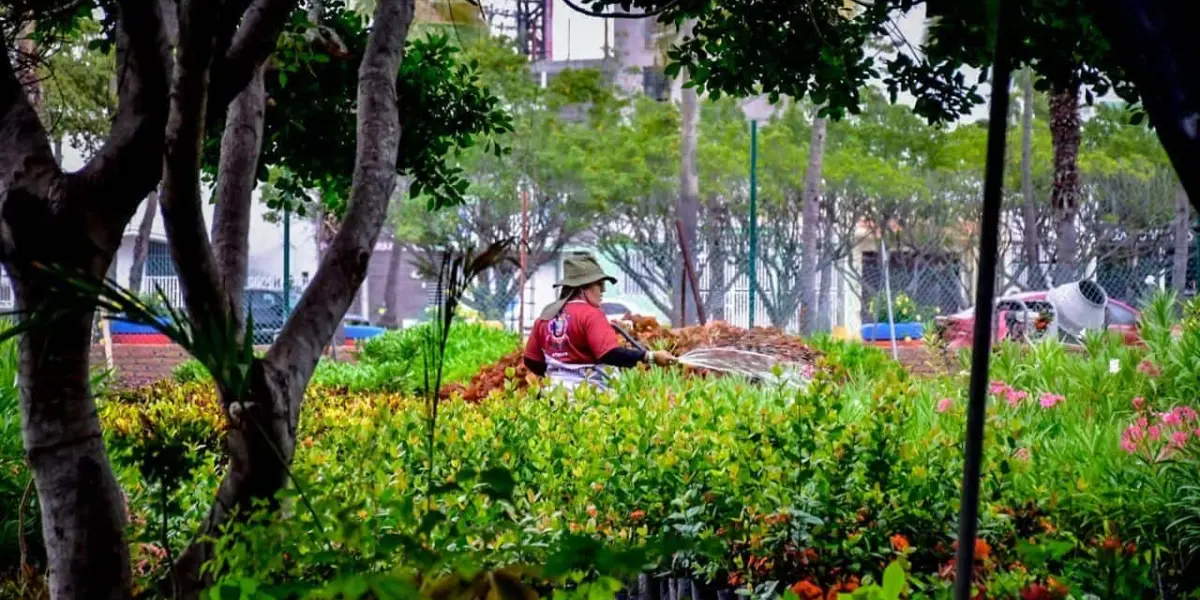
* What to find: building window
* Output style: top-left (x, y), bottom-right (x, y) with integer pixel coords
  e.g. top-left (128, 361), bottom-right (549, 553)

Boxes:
top-left (145, 241), bottom-right (178, 277)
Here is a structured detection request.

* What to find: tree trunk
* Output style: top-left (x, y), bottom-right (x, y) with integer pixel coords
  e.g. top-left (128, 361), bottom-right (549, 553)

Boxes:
top-left (676, 22), bottom-right (700, 326)
top-left (705, 201), bottom-right (727, 322)
top-left (211, 63), bottom-right (267, 318)
top-left (818, 259), bottom-right (833, 333)
top-left (1020, 70), bottom-right (1044, 289)
top-left (128, 188), bottom-right (160, 294)
top-left (382, 229), bottom-right (404, 327)
top-left (799, 116), bottom-right (827, 335)
top-left (171, 1), bottom-right (415, 595)
top-left (14, 285), bottom-right (132, 599)
top-left (1049, 85), bottom-right (1082, 285)
top-left (1173, 182), bottom-right (1190, 292)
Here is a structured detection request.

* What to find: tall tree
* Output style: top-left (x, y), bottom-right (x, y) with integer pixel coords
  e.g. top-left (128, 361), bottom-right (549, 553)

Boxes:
top-left (677, 19), bottom-right (700, 325)
top-left (2, 1), bottom-right (509, 596)
top-left (799, 113), bottom-right (826, 335)
top-left (1020, 69), bottom-right (1045, 289)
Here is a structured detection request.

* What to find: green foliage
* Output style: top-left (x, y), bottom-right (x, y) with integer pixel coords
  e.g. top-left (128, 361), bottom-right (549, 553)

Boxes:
top-left (209, 1), bottom-right (512, 216)
top-left (0, 320), bottom-right (32, 573)
top-left (172, 321), bottom-right (519, 393)
top-left (98, 331), bottom-right (1200, 597)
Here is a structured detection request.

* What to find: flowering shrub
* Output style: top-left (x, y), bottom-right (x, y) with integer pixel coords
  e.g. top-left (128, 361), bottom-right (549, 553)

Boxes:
top-left (82, 313), bottom-right (1200, 598)
top-left (1121, 405), bottom-right (1200, 462)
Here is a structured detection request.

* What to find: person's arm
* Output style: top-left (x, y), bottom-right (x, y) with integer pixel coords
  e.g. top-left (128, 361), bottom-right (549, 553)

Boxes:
top-left (599, 346), bottom-right (647, 368)
top-left (523, 356), bottom-right (547, 377)
top-left (523, 321), bottom-right (547, 377)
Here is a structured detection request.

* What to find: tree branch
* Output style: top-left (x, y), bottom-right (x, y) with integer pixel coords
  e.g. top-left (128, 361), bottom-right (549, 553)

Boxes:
top-left (268, 0), bottom-right (415, 393)
top-left (160, 0), bottom-right (229, 324)
top-left (75, 0), bottom-right (171, 219)
top-left (0, 51), bottom-right (60, 215)
top-left (212, 64), bottom-right (267, 319)
top-left (210, 0), bottom-right (299, 111)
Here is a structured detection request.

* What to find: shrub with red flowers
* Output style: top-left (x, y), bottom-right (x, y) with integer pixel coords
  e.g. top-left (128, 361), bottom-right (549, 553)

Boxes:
top-left (1120, 405), bottom-right (1200, 462)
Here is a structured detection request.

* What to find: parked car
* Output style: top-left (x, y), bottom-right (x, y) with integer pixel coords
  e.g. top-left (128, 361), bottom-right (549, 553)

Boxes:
top-left (244, 287), bottom-right (298, 343)
top-left (934, 290), bottom-right (1141, 349)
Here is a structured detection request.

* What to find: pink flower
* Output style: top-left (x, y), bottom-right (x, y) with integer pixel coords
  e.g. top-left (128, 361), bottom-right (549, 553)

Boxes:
top-left (1039, 393), bottom-right (1065, 408)
top-left (1132, 397), bottom-right (1145, 411)
top-left (1121, 438), bottom-right (1137, 454)
top-left (989, 381), bottom-right (1009, 395)
top-left (1163, 411), bottom-right (1183, 427)
top-left (936, 397), bottom-right (953, 413)
top-left (1013, 447), bottom-right (1031, 461)
top-left (1006, 389), bottom-right (1028, 407)
top-left (1149, 426), bottom-right (1162, 441)
top-left (1177, 407), bottom-right (1198, 422)
top-left (1138, 359), bottom-right (1162, 378)
top-left (1171, 431), bottom-right (1190, 449)
top-left (1195, 428), bottom-right (1200, 438)
top-left (1137, 417), bottom-right (1149, 429)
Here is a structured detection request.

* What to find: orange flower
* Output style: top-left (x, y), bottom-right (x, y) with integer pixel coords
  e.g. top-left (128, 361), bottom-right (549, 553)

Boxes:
top-left (789, 580), bottom-right (823, 600)
top-left (974, 538), bottom-right (991, 560)
top-left (890, 534), bottom-right (911, 552)
top-left (1047, 577), bottom-right (1070, 598)
top-left (586, 505), bottom-right (598, 518)
top-left (1100, 536), bottom-right (1121, 552)
top-left (629, 509), bottom-right (646, 521)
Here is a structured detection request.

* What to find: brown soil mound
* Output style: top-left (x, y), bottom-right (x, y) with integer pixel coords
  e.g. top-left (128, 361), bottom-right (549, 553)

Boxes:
top-left (444, 317), bottom-right (821, 403)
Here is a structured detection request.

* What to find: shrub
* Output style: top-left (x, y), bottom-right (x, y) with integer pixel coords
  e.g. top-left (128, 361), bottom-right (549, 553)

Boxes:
top-left (99, 332), bottom-right (1200, 597)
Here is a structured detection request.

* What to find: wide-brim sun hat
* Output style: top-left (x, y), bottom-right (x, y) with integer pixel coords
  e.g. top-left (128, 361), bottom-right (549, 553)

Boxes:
top-left (554, 252), bottom-right (617, 289)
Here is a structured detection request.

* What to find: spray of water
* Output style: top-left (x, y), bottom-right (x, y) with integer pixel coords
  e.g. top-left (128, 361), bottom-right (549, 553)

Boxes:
top-left (675, 347), bottom-right (814, 388)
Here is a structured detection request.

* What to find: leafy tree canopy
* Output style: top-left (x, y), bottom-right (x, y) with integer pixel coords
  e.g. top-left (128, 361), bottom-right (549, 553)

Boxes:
top-left (567, 0), bottom-right (1138, 124)
top-left (202, 0), bottom-right (512, 216)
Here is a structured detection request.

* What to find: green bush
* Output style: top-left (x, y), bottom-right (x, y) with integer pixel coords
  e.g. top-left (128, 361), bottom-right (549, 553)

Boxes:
top-left (101, 331), bottom-right (1200, 598)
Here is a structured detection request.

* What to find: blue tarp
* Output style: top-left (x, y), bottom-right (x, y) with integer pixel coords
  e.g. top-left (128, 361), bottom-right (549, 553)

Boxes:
top-left (860, 322), bottom-right (925, 341)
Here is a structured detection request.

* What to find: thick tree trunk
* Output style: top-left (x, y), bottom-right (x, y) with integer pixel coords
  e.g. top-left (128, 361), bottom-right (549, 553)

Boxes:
top-left (128, 188), bottom-right (160, 294)
top-left (211, 64), bottom-right (267, 318)
top-left (799, 116), bottom-right (827, 335)
top-left (1049, 85), bottom-right (1082, 285)
top-left (1174, 182), bottom-right (1190, 292)
top-left (676, 25), bottom-right (700, 326)
top-left (1020, 70), bottom-right (1044, 289)
top-left (0, 5), bottom-right (170, 598)
top-left (19, 305), bottom-right (133, 599)
top-left (382, 229), bottom-right (404, 327)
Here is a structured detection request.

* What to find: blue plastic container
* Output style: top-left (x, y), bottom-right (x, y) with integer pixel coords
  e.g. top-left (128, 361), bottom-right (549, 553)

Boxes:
top-left (860, 322), bottom-right (925, 341)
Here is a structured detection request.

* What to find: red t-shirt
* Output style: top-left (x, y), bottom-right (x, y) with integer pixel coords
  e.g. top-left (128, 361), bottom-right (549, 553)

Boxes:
top-left (524, 300), bottom-right (621, 365)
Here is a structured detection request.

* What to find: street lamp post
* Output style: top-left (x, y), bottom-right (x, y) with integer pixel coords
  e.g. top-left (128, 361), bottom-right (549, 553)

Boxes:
top-left (741, 97), bottom-right (775, 330)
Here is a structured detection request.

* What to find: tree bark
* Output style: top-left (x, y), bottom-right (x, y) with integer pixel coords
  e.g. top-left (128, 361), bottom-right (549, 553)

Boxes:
top-left (676, 20), bottom-right (700, 326)
top-left (1173, 182), bottom-right (1190, 292)
top-left (818, 257), bottom-right (833, 333)
top-left (211, 63), bottom-right (267, 318)
top-left (1049, 85), bottom-right (1082, 285)
top-left (0, 3), bottom-right (170, 597)
top-left (799, 116), bottom-right (827, 336)
top-left (382, 227), bottom-right (404, 328)
top-left (128, 187), bottom-right (160, 294)
top-left (1020, 70), bottom-right (1044, 289)
top-left (171, 0), bottom-right (415, 595)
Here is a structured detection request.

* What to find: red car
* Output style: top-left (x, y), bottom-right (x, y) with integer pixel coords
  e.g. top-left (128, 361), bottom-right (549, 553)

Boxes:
top-left (934, 291), bottom-right (1141, 349)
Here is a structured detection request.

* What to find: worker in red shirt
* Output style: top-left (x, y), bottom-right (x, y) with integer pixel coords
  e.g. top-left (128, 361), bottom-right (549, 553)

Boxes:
top-left (523, 253), bottom-right (676, 392)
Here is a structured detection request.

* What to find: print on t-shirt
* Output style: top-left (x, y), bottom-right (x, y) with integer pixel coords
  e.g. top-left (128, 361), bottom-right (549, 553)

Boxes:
top-left (546, 313), bottom-right (571, 360)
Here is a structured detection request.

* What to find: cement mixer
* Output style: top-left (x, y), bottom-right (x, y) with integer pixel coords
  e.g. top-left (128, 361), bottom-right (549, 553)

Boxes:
top-left (1046, 279), bottom-right (1109, 343)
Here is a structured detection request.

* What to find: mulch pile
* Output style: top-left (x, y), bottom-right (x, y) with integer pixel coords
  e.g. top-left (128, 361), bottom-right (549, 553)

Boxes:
top-left (441, 317), bottom-right (822, 403)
